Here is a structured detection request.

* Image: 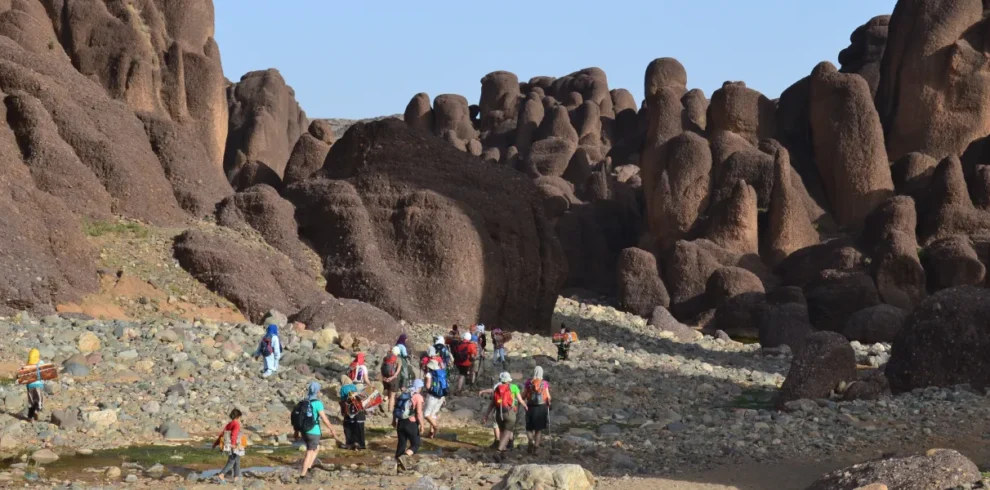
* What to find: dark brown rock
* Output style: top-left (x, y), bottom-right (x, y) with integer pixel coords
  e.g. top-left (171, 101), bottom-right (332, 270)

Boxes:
top-left (777, 331), bottom-right (857, 406)
top-left (556, 199), bottom-right (642, 295)
top-left (283, 120), bottom-right (334, 186)
top-left (806, 449), bottom-right (980, 490)
top-left (805, 270), bottom-right (880, 332)
top-left (224, 69), bottom-right (307, 179)
top-left (404, 92), bottom-right (434, 132)
top-left (228, 160), bottom-right (282, 192)
top-left (838, 15), bottom-right (890, 97)
top-left (285, 119), bottom-right (565, 332)
top-left (708, 81), bottom-right (776, 145)
top-left (713, 292), bottom-right (766, 339)
top-left (649, 306), bottom-right (700, 342)
top-left (921, 235), bottom-right (986, 292)
top-left (758, 302), bottom-right (813, 353)
top-left (712, 149), bottom-right (773, 209)
top-left (809, 62), bottom-right (893, 229)
top-left (766, 148), bottom-right (819, 266)
top-left (887, 286), bottom-right (990, 392)
top-left (173, 229), bottom-right (328, 323)
top-left (705, 180), bottom-right (758, 255)
top-left (290, 298), bottom-right (403, 345)
top-left (862, 196), bottom-right (926, 310)
top-left (642, 131), bottom-right (712, 247)
top-left (215, 185), bottom-right (309, 267)
top-left (705, 267), bottom-right (765, 309)
top-left (616, 248), bottom-right (669, 317)
top-left (842, 304), bottom-right (908, 344)
top-left (776, 238), bottom-right (866, 288)
top-left (890, 152), bottom-right (937, 198)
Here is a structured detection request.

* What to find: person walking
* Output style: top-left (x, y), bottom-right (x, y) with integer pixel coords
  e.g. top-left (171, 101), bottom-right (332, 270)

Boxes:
top-left (483, 372), bottom-right (527, 455)
top-left (423, 360), bottom-right (448, 438)
top-left (22, 349), bottom-right (46, 421)
top-left (453, 332), bottom-right (478, 393)
top-left (348, 353), bottom-right (369, 390)
top-left (293, 381), bottom-right (338, 479)
top-left (393, 379), bottom-right (425, 471)
top-left (212, 408), bottom-right (245, 483)
top-left (522, 367), bottom-right (552, 454)
top-left (254, 324), bottom-right (282, 378)
top-left (554, 325), bottom-right (572, 361)
top-left (491, 328), bottom-right (509, 368)
top-left (339, 378), bottom-right (367, 450)
top-left (381, 346), bottom-right (402, 415)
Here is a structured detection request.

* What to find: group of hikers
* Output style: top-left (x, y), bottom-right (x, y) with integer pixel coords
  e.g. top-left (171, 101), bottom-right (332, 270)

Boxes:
top-left (17, 321), bottom-right (577, 483)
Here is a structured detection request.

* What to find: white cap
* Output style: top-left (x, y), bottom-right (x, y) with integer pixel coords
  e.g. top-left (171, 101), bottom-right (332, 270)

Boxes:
top-left (499, 372), bottom-right (511, 383)
top-left (462, 332), bottom-right (471, 341)
top-left (434, 335), bottom-right (445, 345)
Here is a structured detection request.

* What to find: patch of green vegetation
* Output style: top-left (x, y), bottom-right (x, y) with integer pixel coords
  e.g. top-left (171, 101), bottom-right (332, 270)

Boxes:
top-left (725, 387), bottom-right (777, 410)
top-left (0, 378), bottom-right (15, 387)
top-left (82, 219), bottom-right (149, 239)
top-left (734, 336), bottom-right (760, 345)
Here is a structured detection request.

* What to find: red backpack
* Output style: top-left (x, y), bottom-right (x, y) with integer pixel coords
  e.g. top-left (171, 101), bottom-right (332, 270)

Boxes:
top-left (381, 354), bottom-right (398, 378)
top-left (494, 384), bottom-right (515, 411)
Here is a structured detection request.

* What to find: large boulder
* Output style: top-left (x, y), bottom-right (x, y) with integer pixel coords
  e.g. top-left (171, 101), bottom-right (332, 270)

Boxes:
top-left (286, 119), bottom-right (565, 332)
top-left (283, 120), bottom-right (335, 186)
top-left (705, 267), bottom-right (765, 309)
top-left (649, 306), bottom-right (701, 342)
top-left (290, 298), bottom-right (403, 345)
top-left (806, 449), bottom-right (980, 490)
top-left (808, 62), bottom-right (893, 229)
top-left (707, 81), bottom-right (776, 145)
top-left (838, 16), bottom-right (891, 97)
top-left (493, 464), bottom-right (595, 490)
top-left (766, 147), bottom-right (819, 266)
top-left (556, 198), bottom-right (642, 295)
top-left (224, 69), bottom-right (308, 179)
top-left (876, 0), bottom-right (990, 161)
top-left (758, 302), bottom-right (813, 353)
top-left (778, 331), bottom-right (857, 407)
top-left (920, 235), bottom-right (986, 292)
top-left (887, 286), bottom-right (990, 392)
top-left (616, 248), bottom-right (669, 318)
top-left (704, 180), bottom-right (759, 255)
top-left (863, 197), bottom-right (926, 310)
top-left (642, 131), bottom-right (712, 247)
top-left (805, 270), bottom-right (881, 332)
top-left (215, 185), bottom-right (309, 266)
top-left (173, 229), bottom-right (328, 323)
top-left (842, 304), bottom-right (908, 344)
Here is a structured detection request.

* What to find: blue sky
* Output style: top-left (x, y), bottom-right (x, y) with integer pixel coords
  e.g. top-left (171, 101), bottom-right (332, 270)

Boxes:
top-left (214, 1), bottom-right (897, 120)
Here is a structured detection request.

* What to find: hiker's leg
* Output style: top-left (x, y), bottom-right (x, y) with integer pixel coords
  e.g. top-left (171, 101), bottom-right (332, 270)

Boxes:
top-left (356, 414), bottom-right (366, 449)
top-left (233, 454), bottom-right (241, 479)
top-left (535, 430), bottom-right (543, 447)
top-left (395, 423), bottom-right (409, 458)
top-left (408, 422), bottom-right (421, 455)
top-left (498, 429), bottom-right (512, 451)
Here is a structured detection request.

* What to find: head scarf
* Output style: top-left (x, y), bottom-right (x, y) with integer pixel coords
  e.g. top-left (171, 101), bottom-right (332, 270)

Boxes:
top-left (499, 372), bottom-right (511, 383)
top-left (461, 332), bottom-right (472, 341)
top-left (396, 334), bottom-right (408, 346)
top-left (410, 379), bottom-right (424, 393)
top-left (391, 346), bottom-right (401, 356)
top-left (27, 348), bottom-right (39, 365)
top-left (533, 366), bottom-right (544, 380)
top-left (266, 324), bottom-right (278, 337)
top-left (427, 346), bottom-right (436, 358)
top-left (349, 352), bottom-right (365, 372)
top-left (434, 335), bottom-right (445, 346)
top-left (306, 381), bottom-right (321, 401)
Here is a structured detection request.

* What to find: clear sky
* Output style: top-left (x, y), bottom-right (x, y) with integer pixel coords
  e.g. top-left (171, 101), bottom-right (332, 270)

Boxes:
top-left (214, 1), bottom-right (897, 120)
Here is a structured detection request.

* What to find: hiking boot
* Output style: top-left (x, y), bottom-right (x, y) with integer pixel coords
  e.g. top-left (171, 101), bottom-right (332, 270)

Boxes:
top-left (527, 442), bottom-right (535, 454)
top-left (396, 454), bottom-right (406, 472)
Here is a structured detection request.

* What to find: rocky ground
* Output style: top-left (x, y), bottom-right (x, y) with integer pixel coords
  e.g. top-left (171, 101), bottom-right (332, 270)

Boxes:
top-left (1, 297), bottom-right (989, 489)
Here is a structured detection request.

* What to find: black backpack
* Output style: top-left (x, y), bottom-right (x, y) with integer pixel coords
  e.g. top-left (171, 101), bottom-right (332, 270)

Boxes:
top-left (290, 399), bottom-right (317, 433)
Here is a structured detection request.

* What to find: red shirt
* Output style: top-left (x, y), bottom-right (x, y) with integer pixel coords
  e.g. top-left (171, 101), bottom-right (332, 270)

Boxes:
top-left (216, 419), bottom-right (241, 447)
top-left (455, 342), bottom-right (477, 367)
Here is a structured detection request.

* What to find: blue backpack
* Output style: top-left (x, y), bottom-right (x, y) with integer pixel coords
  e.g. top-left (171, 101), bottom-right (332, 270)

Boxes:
top-left (429, 369), bottom-right (448, 398)
top-left (393, 392), bottom-right (412, 421)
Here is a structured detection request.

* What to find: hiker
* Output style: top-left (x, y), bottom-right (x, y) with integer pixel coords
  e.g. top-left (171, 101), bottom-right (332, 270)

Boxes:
top-left (433, 335), bottom-right (452, 370)
top-left (482, 372), bottom-right (528, 454)
top-left (475, 324), bottom-right (487, 361)
top-left (555, 325), bottom-right (571, 361)
top-left (393, 379), bottom-right (425, 471)
top-left (477, 380), bottom-right (520, 449)
top-left (395, 333), bottom-right (416, 384)
top-left (212, 408), bottom-right (245, 483)
top-left (420, 345), bottom-right (442, 373)
top-left (522, 366), bottom-right (552, 454)
top-left (381, 346), bottom-right (402, 415)
top-left (339, 378), bottom-right (367, 450)
top-left (348, 353), bottom-right (369, 390)
top-left (253, 324), bottom-right (282, 378)
top-left (292, 381), bottom-right (338, 479)
top-left (395, 333), bottom-right (409, 358)
top-left (453, 331), bottom-right (478, 393)
top-left (491, 328), bottom-right (508, 367)
top-left (448, 324), bottom-right (460, 341)
top-left (22, 349), bottom-right (46, 421)
top-left (423, 359), bottom-right (448, 438)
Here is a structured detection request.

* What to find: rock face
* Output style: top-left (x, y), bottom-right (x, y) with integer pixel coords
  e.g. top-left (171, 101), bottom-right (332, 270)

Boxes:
top-left (215, 184), bottom-right (308, 266)
top-left (920, 235), bottom-right (986, 292)
top-left (224, 69), bottom-right (308, 180)
top-left (838, 15), bottom-right (891, 97)
top-left (283, 120), bottom-right (335, 186)
top-left (805, 270), bottom-right (880, 332)
top-left (286, 119), bottom-right (565, 332)
top-left (778, 331), bottom-right (857, 406)
top-left (876, 0), bottom-right (990, 161)
top-left (173, 229), bottom-right (328, 323)
top-left (887, 286), bottom-right (990, 393)
top-left (493, 464), bottom-right (595, 490)
top-left (809, 62), bottom-right (893, 229)
top-left (616, 248), bottom-right (668, 318)
top-left (842, 304), bottom-right (908, 344)
top-left (642, 131), bottom-right (712, 246)
top-left (806, 449), bottom-right (980, 490)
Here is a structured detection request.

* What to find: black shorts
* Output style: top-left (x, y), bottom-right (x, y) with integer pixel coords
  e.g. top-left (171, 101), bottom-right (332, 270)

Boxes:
top-left (526, 404), bottom-right (549, 431)
top-left (457, 365), bottom-right (471, 376)
top-left (301, 433), bottom-right (321, 451)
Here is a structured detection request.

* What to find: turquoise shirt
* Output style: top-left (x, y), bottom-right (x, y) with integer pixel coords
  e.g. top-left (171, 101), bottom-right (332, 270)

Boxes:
top-left (26, 361), bottom-right (46, 389)
top-left (305, 400), bottom-right (325, 436)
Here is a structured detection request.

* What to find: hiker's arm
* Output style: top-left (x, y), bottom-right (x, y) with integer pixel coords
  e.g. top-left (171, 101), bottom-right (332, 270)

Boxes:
top-left (425, 376), bottom-right (432, 391)
top-left (478, 389), bottom-right (493, 396)
top-left (273, 336), bottom-right (282, 360)
top-left (416, 401), bottom-right (425, 434)
top-left (517, 393), bottom-right (528, 412)
top-left (482, 400), bottom-right (495, 423)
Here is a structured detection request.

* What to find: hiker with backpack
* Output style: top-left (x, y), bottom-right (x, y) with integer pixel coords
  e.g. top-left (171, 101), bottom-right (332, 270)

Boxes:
top-left (253, 324), bottom-right (282, 378)
top-left (554, 325), bottom-right (572, 361)
top-left (381, 346), bottom-right (403, 415)
top-left (433, 336), bottom-right (452, 368)
top-left (393, 379), bottom-right (425, 471)
top-left (348, 353), bottom-right (369, 390)
top-left (423, 359), bottom-right (448, 439)
top-left (339, 378), bottom-right (367, 450)
top-left (482, 372), bottom-right (528, 454)
top-left (21, 348), bottom-right (48, 421)
top-left (292, 381), bottom-right (338, 479)
top-left (211, 408), bottom-right (245, 484)
top-left (474, 324), bottom-right (487, 361)
top-left (522, 366), bottom-right (552, 454)
top-left (491, 328), bottom-right (509, 368)
top-left (453, 332), bottom-right (478, 393)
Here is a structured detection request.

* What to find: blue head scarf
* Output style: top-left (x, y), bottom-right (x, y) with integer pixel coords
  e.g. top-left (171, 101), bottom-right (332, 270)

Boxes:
top-left (307, 381), bottom-right (321, 400)
top-left (266, 324), bottom-right (279, 337)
